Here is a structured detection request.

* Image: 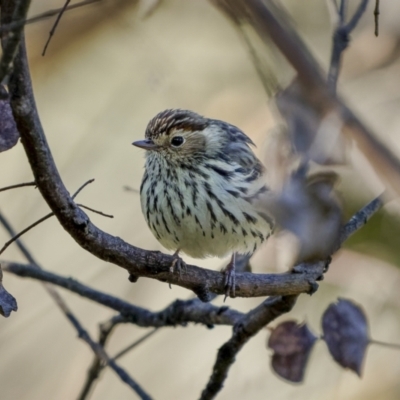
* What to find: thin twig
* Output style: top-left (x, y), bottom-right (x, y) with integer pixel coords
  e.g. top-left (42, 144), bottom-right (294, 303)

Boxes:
top-left (370, 339), bottom-right (400, 350)
top-left (0, 181), bottom-right (36, 192)
top-left (0, 179), bottom-right (95, 256)
top-left (0, 0), bottom-right (100, 35)
top-left (346, 0), bottom-right (369, 31)
top-left (328, 0), bottom-right (369, 91)
top-left (78, 316), bottom-right (127, 400)
top-left (77, 203), bottom-right (114, 218)
top-left (78, 324), bottom-right (158, 400)
top-left (338, 0), bottom-right (347, 23)
top-left (67, 311), bottom-right (153, 400)
top-left (72, 178), bottom-right (95, 199)
top-left (42, 0), bottom-right (70, 56)
top-left (123, 185), bottom-right (140, 194)
top-left (114, 328), bottom-right (158, 361)
top-left (374, 0), bottom-right (380, 37)
top-left (0, 212), bottom-right (53, 255)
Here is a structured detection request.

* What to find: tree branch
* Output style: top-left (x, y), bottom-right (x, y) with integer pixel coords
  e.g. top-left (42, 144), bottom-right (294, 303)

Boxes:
top-left (328, 0), bottom-right (369, 91)
top-left (3, 261), bottom-right (246, 327)
top-left (199, 295), bottom-right (298, 400)
top-left (0, 209), bottom-right (151, 398)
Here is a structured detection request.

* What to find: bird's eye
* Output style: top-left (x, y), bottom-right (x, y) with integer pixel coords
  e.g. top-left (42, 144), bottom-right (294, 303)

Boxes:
top-left (170, 136), bottom-right (185, 147)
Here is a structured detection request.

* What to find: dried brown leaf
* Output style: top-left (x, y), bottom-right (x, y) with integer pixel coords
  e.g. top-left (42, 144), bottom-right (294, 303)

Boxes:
top-left (322, 298), bottom-right (369, 376)
top-left (267, 320), bottom-right (317, 383)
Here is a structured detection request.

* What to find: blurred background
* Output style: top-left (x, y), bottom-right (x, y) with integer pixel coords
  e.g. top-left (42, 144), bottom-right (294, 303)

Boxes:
top-left (0, 0), bottom-right (400, 399)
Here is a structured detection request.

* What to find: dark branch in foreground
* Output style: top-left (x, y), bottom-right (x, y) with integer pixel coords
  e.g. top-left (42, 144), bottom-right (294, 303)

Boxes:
top-left (200, 295), bottom-right (298, 400)
top-left (2, 261), bottom-right (244, 327)
top-left (328, 0), bottom-right (369, 91)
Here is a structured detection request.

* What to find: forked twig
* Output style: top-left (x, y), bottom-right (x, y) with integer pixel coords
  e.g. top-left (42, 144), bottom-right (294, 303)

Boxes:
top-left (0, 179), bottom-right (95, 256)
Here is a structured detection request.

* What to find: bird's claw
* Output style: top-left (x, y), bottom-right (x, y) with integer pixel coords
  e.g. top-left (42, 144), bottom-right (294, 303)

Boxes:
top-left (223, 266), bottom-right (236, 301)
top-left (168, 253), bottom-right (187, 289)
top-left (170, 255), bottom-right (187, 277)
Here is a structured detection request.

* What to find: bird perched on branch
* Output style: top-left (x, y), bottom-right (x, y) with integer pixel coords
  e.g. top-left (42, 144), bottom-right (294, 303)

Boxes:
top-left (133, 109), bottom-right (274, 298)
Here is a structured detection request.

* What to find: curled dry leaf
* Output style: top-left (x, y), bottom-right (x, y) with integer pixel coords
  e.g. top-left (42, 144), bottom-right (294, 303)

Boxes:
top-left (0, 85), bottom-right (19, 152)
top-left (267, 320), bottom-right (318, 383)
top-left (322, 298), bottom-right (369, 376)
top-left (0, 264), bottom-right (17, 317)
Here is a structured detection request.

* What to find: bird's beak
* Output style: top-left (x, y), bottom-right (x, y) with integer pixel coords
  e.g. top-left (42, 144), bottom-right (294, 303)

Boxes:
top-left (132, 139), bottom-right (159, 151)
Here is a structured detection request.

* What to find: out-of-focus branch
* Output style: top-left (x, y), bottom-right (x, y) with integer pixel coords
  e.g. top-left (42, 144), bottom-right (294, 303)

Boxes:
top-left (63, 310), bottom-right (154, 400)
top-left (0, 0), bottom-right (101, 35)
top-left (374, 0), bottom-right (380, 37)
top-left (328, 0), bottom-right (369, 90)
top-left (212, 0), bottom-right (400, 199)
top-left (0, 0), bottom-right (31, 86)
top-left (78, 319), bottom-right (157, 400)
top-left (200, 295), bottom-right (298, 400)
top-left (339, 196), bottom-right (382, 244)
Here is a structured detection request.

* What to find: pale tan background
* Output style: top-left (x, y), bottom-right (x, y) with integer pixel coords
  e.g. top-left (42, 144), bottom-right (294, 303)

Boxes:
top-left (0, 0), bottom-right (400, 399)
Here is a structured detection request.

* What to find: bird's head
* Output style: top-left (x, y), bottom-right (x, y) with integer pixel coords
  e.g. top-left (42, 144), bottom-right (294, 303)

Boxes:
top-left (134, 108), bottom-right (255, 161)
top-left (132, 109), bottom-right (210, 160)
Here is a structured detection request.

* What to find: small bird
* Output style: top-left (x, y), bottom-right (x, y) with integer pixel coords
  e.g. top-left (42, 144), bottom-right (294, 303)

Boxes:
top-left (133, 109), bottom-right (274, 297)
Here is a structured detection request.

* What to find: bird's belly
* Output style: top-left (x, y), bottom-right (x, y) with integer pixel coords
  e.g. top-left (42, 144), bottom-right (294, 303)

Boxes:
top-left (142, 178), bottom-right (272, 259)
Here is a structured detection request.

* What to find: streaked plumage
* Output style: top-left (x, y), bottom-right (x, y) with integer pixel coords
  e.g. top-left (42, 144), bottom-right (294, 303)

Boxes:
top-left (134, 109), bottom-right (273, 262)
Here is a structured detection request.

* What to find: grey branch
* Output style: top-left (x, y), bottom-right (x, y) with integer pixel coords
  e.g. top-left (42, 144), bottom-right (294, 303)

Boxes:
top-left (199, 295), bottom-right (298, 400)
top-left (328, 0), bottom-right (369, 91)
top-left (2, 261), bottom-right (244, 327)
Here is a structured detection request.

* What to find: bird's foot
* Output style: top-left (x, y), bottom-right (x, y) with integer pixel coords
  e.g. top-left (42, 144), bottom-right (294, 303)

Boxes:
top-left (223, 255), bottom-right (236, 300)
top-left (168, 250), bottom-right (186, 288)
